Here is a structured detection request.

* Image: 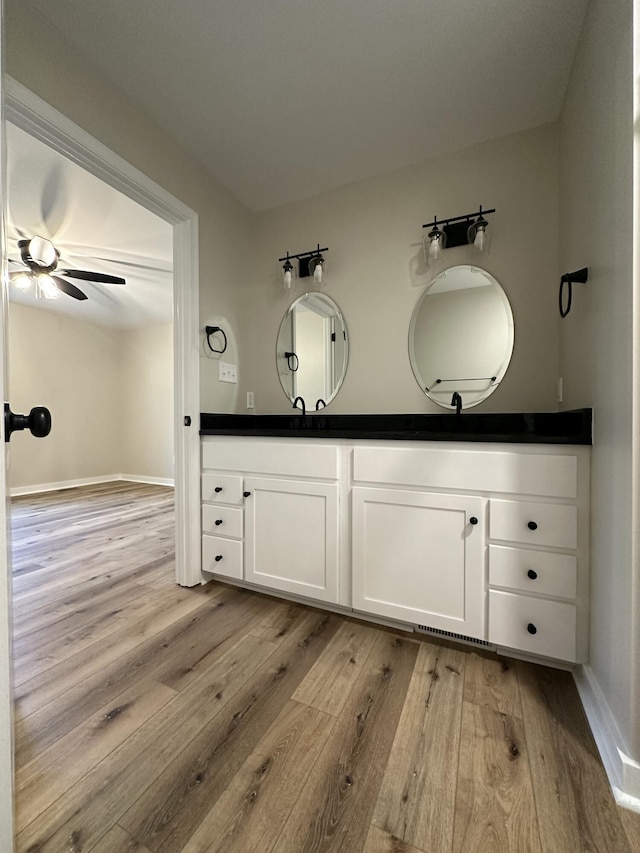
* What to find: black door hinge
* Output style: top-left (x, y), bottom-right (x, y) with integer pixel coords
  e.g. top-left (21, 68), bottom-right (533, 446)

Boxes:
top-left (184, 416), bottom-right (192, 427)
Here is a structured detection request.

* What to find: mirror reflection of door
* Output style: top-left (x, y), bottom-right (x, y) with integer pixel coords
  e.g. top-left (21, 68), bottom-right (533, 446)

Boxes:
top-left (277, 293), bottom-right (348, 407)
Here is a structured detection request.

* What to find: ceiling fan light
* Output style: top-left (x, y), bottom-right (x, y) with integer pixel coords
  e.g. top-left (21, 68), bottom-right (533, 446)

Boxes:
top-left (38, 274), bottom-right (61, 300)
top-left (12, 273), bottom-right (32, 292)
top-left (29, 236), bottom-right (57, 268)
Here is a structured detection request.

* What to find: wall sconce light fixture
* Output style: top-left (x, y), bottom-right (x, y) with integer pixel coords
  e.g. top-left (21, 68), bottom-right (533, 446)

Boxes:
top-left (278, 244), bottom-right (329, 289)
top-left (281, 253), bottom-right (296, 290)
top-left (425, 218), bottom-right (445, 264)
top-left (423, 206), bottom-right (495, 263)
top-left (559, 267), bottom-right (589, 318)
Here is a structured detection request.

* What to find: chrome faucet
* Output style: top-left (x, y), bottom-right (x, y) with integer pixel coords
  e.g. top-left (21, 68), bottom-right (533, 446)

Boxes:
top-left (451, 392), bottom-right (462, 415)
top-left (293, 396), bottom-right (306, 417)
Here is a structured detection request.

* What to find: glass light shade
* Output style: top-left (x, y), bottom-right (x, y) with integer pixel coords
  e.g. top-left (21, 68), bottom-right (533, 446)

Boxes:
top-left (12, 272), bottom-right (32, 292)
top-left (308, 255), bottom-right (326, 286)
top-left (467, 215), bottom-right (490, 253)
top-left (29, 236), bottom-right (57, 267)
top-left (423, 226), bottom-right (445, 266)
top-left (37, 274), bottom-right (61, 299)
top-left (282, 258), bottom-right (296, 290)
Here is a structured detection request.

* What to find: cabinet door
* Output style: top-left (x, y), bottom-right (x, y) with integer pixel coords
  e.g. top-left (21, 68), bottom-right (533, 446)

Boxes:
top-left (244, 477), bottom-right (340, 603)
top-left (352, 487), bottom-right (486, 637)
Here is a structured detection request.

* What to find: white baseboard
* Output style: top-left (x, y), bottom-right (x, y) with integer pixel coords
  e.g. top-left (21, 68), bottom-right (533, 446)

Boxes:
top-left (10, 474), bottom-right (174, 497)
top-left (574, 664), bottom-right (640, 813)
top-left (10, 474), bottom-right (121, 497)
top-left (120, 474), bottom-right (175, 487)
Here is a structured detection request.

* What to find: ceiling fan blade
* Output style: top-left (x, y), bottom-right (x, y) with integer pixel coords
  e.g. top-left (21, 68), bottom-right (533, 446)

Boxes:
top-left (58, 269), bottom-right (126, 285)
top-left (52, 276), bottom-right (88, 300)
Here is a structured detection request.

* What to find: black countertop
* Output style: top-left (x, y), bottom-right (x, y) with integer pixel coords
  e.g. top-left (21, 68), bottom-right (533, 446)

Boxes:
top-left (200, 409), bottom-right (592, 445)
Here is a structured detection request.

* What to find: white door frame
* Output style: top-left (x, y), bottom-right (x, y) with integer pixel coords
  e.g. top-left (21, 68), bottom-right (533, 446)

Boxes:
top-left (3, 75), bottom-right (202, 586)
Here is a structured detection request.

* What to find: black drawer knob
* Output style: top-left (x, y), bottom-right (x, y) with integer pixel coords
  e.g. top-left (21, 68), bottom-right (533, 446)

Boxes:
top-left (214, 486), bottom-right (223, 493)
top-left (527, 521), bottom-right (538, 531)
top-left (527, 569), bottom-right (538, 580)
top-left (469, 516), bottom-right (478, 525)
top-left (215, 555), bottom-right (223, 562)
top-left (527, 623), bottom-right (537, 635)
top-left (215, 519), bottom-right (223, 526)
top-left (243, 491), bottom-right (251, 498)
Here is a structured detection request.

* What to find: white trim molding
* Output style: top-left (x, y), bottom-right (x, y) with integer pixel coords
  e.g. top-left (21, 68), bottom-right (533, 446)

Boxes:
top-left (4, 77), bottom-right (201, 587)
top-left (574, 665), bottom-right (640, 813)
top-left (120, 475), bottom-right (175, 488)
top-left (10, 474), bottom-right (175, 497)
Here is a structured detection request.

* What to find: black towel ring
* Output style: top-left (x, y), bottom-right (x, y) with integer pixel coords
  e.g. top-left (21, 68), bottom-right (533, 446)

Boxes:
top-left (205, 325), bottom-right (227, 354)
top-left (284, 351), bottom-right (299, 372)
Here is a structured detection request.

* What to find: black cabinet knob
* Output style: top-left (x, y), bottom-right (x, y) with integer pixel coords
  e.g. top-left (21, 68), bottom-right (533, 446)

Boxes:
top-left (527, 569), bottom-right (538, 580)
top-left (243, 491), bottom-right (251, 498)
top-left (469, 516), bottom-right (478, 525)
top-left (527, 521), bottom-right (538, 531)
top-left (215, 519), bottom-right (223, 526)
top-left (527, 623), bottom-right (537, 635)
top-left (214, 486), bottom-right (223, 493)
top-left (215, 555), bottom-right (223, 562)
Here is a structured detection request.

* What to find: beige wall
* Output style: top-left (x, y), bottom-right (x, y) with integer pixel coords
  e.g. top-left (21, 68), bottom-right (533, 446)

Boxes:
top-left (6, 0), bottom-right (255, 415)
top-left (241, 123), bottom-right (560, 414)
top-left (8, 305), bottom-right (174, 489)
top-left (559, 0), bottom-right (637, 760)
top-left (8, 304), bottom-right (122, 488)
top-left (120, 324), bottom-right (174, 481)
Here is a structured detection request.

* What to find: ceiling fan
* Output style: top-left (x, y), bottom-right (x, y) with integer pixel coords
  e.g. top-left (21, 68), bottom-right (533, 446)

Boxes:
top-left (9, 235), bottom-right (126, 301)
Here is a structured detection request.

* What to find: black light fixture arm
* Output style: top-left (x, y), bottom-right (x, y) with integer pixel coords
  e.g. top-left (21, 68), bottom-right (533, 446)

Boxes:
top-left (559, 267), bottom-right (589, 318)
top-left (422, 207), bottom-right (496, 230)
top-left (278, 245), bottom-right (329, 263)
top-left (205, 325), bottom-right (228, 354)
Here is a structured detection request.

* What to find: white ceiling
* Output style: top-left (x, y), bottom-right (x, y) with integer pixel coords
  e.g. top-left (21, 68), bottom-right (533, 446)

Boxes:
top-left (6, 123), bottom-right (173, 329)
top-left (26, 0), bottom-right (589, 212)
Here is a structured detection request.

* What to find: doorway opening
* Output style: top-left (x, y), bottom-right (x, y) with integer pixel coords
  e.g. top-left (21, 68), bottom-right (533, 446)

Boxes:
top-left (4, 76), bottom-right (201, 587)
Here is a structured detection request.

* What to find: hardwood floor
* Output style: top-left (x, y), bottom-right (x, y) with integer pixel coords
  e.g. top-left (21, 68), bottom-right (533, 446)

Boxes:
top-left (9, 481), bottom-right (640, 852)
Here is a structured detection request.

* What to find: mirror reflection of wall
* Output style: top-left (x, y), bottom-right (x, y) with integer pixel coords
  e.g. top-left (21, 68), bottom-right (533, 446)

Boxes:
top-left (409, 265), bottom-right (514, 410)
top-left (276, 293), bottom-right (348, 407)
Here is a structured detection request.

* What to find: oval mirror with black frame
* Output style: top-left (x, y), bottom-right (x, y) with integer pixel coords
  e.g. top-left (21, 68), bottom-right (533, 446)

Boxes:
top-left (409, 265), bottom-right (514, 410)
top-left (276, 292), bottom-right (349, 408)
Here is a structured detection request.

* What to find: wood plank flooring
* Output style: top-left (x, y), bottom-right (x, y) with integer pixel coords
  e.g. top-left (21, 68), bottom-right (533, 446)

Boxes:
top-left (9, 481), bottom-right (640, 852)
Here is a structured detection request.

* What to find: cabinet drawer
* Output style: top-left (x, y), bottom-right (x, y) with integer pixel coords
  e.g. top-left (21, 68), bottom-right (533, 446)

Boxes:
top-left (352, 446), bottom-right (578, 498)
top-left (202, 535), bottom-right (243, 579)
top-left (489, 590), bottom-right (577, 661)
top-left (202, 473), bottom-right (244, 505)
top-left (202, 438), bottom-right (339, 479)
top-left (489, 500), bottom-right (577, 549)
top-left (489, 545), bottom-right (577, 599)
top-left (202, 505), bottom-right (243, 539)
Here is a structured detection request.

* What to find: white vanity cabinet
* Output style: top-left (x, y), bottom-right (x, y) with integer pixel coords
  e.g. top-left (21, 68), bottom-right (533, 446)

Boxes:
top-left (352, 487), bottom-right (486, 636)
top-left (201, 437), bottom-right (344, 604)
top-left (201, 435), bottom-right (590, 664)
top-left (244, 477), bottom-right (339, 602)
top-left (350, 441), bottom-right (590, 662)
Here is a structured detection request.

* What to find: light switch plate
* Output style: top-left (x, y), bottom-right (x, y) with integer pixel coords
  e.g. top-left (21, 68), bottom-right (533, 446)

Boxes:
top-left (219, 362), bottom-right (237, 383)
top-left (247, 391), bottom-right (254, 409)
